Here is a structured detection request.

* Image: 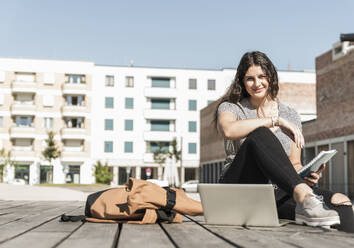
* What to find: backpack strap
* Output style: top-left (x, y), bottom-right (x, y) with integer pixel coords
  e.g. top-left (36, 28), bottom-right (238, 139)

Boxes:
top-left (163, 187), bottom-right (176, 211)
top-left (60, 214), bottom-right (86, 222)
top-left (156, 187), bottom-right (177, 222)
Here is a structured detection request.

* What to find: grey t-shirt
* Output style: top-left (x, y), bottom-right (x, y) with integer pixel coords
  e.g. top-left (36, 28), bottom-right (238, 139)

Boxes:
top-left (217, 98), bottom-right (302, 166)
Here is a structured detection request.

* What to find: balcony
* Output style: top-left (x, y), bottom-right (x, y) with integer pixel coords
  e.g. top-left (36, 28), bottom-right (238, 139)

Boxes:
top-left (144, 87), bottom-right (177, 98)
top-left (61, 150), bottom-right (88, 162)
top-left (143, 109), bottom-right (177, 120)
top-left (10, 126), bottom-right (36, 139)
top-left (11, 81), bottom-right (37, 93)
top-left (61, 105), bottom-right (88, 117)
top-left (62, 83), bottom-right (88, 95)
top-left (11, 102), bottom-right (36, 116)
top-left (61, 128), bottom-right (87, 140)
top-left (11, 148), bottom-right (36, 158)
top-left (143, 153), bottom-right (155, 163)
top-left (143, 131), bottom-right (177, 142)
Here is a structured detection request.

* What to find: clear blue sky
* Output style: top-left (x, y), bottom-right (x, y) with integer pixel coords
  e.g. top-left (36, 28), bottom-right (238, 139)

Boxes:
top-left (1, 0), bottom-right (353, 71)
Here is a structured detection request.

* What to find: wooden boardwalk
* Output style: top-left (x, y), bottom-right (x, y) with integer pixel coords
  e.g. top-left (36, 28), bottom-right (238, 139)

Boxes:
top-left (0, 200), bottom-right (353, 248)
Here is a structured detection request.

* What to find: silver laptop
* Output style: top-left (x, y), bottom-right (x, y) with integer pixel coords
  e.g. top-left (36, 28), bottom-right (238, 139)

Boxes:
top-left (198, 184), bottom-right (281, 227)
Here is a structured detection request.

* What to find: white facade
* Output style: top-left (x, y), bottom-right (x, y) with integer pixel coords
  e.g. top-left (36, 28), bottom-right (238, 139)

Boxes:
top-left (0, 58), bottom-right (316, 185)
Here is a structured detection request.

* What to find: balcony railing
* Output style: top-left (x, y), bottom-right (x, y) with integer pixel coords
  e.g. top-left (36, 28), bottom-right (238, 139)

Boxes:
top-left (61, 105), bottom-right (87, 117)
top-left (10, 126), bottom-right (36, 138)
top-left (62, 83), bottom-right (88, 94)
top-left (144, 87), bottom-right (177, 98)
top-left (11, 81), bottom-right (37, 93)
top-left (143, 109), bottom-right (177, 120)
top-left (11, 102), bottom-right (36, 114)
top-left (12, 146), bottom-right (33, 151)
top-left (61, 128), bottom-right (87, 139)
top-left (143, 131), bottom-right (177, 141)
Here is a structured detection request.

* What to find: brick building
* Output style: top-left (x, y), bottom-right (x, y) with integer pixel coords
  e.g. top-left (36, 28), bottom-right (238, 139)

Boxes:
top-left (200, 71), bottom-right (316, 183)
top-left (302, 41), bottom-right (354, 198)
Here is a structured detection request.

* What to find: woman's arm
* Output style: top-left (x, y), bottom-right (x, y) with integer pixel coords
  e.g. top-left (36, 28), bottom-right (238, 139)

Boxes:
top-left (218, 111), bottom-right (304, 149)
top-left (218, 111), bottom-right (273, 140)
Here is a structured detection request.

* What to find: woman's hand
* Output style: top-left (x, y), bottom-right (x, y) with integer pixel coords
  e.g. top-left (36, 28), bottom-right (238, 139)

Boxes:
top-left (304, 164), bottom-right (326, 187)
top-left (279, 117), bottom-right (304, 149)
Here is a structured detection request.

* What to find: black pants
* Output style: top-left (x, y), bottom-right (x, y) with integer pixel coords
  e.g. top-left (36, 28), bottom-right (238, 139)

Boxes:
top-left (219, 127), bottom-right (354, 232)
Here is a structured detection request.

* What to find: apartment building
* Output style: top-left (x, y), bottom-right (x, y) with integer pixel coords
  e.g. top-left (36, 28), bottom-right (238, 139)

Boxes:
top-left (0, 58), bottom-right (237, 185)
top-left (0, 58), bottom-right (93, 184)
top-left (92, 65), bottom-right (236, 185)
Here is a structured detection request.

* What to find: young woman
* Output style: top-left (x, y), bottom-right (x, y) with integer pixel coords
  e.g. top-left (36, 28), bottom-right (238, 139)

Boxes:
top-left (215, 51), bottom-right (354, 232)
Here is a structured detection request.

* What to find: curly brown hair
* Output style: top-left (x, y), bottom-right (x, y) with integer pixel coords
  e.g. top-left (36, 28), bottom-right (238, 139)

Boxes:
top-left (214, 51), bottom-right (279, 129)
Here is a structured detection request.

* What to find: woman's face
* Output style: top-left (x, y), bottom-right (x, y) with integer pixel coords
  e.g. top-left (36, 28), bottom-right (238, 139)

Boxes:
top-left (243, 65), bottom-right (269, 100)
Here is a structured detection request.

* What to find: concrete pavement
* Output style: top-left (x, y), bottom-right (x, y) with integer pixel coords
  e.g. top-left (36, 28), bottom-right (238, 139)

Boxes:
top-left (0, 183), bottom-right (89, 201)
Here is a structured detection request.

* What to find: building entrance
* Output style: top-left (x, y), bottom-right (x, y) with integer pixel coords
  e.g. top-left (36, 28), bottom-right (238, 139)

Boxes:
top-left (15, 164), bottom-right (30, 184)
top-left (66, 165), bottom-right (80, 184)
top-left (40, 165), bottom-right (53, 184)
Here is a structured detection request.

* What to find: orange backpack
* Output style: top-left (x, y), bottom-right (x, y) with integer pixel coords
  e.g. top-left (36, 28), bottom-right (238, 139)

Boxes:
top-left (61, 178), bottom-right (203, 224)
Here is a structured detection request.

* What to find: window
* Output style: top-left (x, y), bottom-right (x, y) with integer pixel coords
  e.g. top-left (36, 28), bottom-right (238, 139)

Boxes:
top-left (125, 98), bottom-right (134, 109)
top-left (126, 76), bottom-right (134, 87)
top-left (207, 100), bottom-right (214, 105)
top-left (151, 78), bottom-right (170, 88)
top-left (125, 120), bottom-right (133, 131)
top-left (0, 116), bottom-right (3, 128)
top-left (151, 99), bottom-right (170, 110)
top-left (15, 117), bottom-right (33, 127)
top-left (104, 141), bottom-right (113, 153)
top-left (105, 97), bottom-right (114, 108)
top-left (124, 141), bottom-right (133, 153)
top-left (105, 75), bottom-right (114, 87)
top-left (43, 117), bottom-right (53, 129)
top-left (65, 95), bottom-right (84, 106)
top-left (105, 119), bottom-right (114, 130)
top-left (188, 143), bottom-right (197, 154)
top-left (207, 79), bottom-right (216, 90)
top-left (151, 120), bottom-right (170, 131)
top-left (64, 117), bottom-right (83, 128)
top-left (189, 79), bottom-right (197, 89)
top-left (66, 74), bottom-right (85, 84)
top-left (188, 100), bottom-right (197, 111)
top-left (147, 141), bottom-right (169, 153)
top-left (188, 121), bottom-right (197, 132)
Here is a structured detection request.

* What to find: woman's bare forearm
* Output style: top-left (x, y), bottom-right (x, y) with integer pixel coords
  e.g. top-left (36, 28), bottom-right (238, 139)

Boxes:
top-left (220, 118), bottom-right (273, 140)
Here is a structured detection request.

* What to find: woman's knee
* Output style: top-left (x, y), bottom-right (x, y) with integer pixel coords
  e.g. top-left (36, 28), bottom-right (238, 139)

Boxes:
top-left (331, 193), bottom-right (352, 206)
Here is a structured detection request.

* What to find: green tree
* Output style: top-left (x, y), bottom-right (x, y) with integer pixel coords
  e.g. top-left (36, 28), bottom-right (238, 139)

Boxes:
top-left (93, 161), bottom-right (113, 184)
top-left (153, 142), bottom-right (169, 180)
top-left (42, 131), bottom-right (61, 165)
top-left (0, 148), bottom-right (17, 183)
top-left (168, 137), bottom-right (181, 162)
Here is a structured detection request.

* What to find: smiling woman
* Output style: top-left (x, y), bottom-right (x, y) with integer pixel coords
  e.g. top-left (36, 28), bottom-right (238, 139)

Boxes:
top-left (213, 51), bottom-right (354, 232)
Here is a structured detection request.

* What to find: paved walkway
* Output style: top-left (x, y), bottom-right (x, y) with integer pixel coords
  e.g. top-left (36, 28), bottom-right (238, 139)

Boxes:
top-left (0, 183), bottom-right (89, 201)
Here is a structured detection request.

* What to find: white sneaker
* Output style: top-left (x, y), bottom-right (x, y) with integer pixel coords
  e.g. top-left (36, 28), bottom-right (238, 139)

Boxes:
top-left (295, 193), bottom-right (340, 227)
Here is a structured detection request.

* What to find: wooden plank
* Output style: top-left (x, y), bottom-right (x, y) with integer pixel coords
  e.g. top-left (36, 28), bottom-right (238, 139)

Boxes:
top-left (0, 201), bottom-right (61, 225)
top-left (161, 222), bottom-right (234, 248)
top-left (208, 223), bottom-right (354, 248)
top-left (0, 201), bottom-right (32, 210)
top-left (0, 201), bottom-right (82, 244)
top-left (0, 207), bottom-right (85, 248)
top-left (119, 224), bottom-right (174, 248)
top-left (57, 222), bottom-right (119, 248)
